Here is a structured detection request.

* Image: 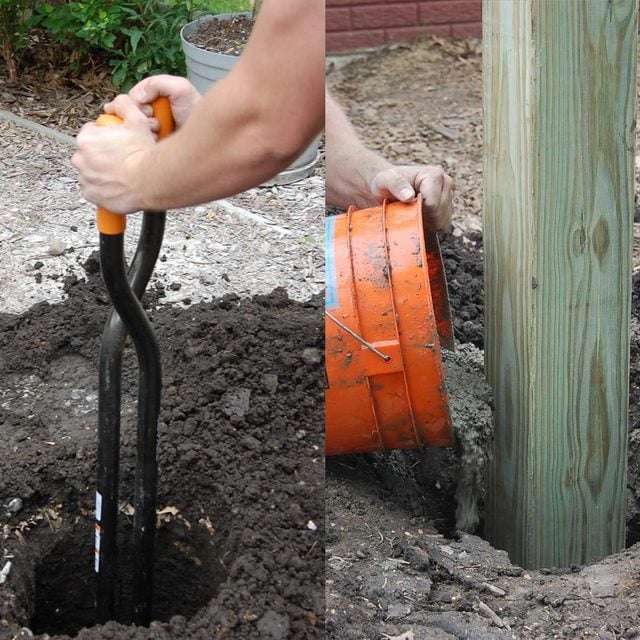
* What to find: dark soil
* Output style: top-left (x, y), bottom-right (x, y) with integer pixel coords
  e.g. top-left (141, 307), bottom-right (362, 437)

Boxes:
top-left (0, 257), bottom-right (324, 639)
top-left (440, 232), bottom-right (484, 349)
top-left (186, 15), bottom-right (254, 56)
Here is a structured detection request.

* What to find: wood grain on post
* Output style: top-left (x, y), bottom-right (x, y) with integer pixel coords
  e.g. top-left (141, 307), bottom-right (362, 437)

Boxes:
top-left (483, 0), bottom-right (637, 569)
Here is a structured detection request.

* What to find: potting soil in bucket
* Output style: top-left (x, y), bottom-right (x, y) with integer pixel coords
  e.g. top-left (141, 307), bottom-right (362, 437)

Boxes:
top-left (325, 198), bottom-right (454, 455)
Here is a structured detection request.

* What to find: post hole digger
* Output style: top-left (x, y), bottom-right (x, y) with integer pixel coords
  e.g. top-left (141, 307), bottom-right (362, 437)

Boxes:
top-left (93, 98), bottom-right (174, 626)
top-left (325, 197), bottom-right (456, 455)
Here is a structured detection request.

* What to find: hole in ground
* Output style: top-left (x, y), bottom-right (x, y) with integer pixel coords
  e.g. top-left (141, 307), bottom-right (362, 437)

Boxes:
top-left (28, 515), bottom-right (227, 637)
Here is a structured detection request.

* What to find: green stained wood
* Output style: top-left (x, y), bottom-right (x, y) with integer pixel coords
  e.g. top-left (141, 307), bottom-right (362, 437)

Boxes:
top-left (483, 0), bottom-right (637, 569)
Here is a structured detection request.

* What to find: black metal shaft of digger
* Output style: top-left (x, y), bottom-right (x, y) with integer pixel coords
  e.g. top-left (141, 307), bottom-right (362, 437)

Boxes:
top-left (93, 98), bottom-right (174, 627)
top-left (96, 213), bottom-right (165, 626)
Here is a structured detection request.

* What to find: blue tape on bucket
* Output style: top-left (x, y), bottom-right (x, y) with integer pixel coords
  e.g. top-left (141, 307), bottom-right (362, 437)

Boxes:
top-left (325, 216), bottom-right (338, 309)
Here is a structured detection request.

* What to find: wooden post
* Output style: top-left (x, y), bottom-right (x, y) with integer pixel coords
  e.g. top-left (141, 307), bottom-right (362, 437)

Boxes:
top-left (483, 0), bottom-right (637, 569)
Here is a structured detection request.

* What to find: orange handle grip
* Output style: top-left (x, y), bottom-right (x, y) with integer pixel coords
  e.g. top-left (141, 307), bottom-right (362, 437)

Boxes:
top-left (151, 96), bottom-right (175, 141)
top-left (96, 97), bottom-right (175, 235)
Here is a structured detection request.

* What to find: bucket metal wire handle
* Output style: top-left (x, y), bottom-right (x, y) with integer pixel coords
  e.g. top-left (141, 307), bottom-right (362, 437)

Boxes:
top-left (325, 311), bottom-right (392, 362)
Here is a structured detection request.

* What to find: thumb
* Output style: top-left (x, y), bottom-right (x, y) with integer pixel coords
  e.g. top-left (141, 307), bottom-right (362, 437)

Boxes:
top-left (371, 168), bottom-right (415, 202)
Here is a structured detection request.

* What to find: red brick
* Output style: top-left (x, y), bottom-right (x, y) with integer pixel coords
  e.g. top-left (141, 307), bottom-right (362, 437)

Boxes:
top-left (326, 0), bottom-right (385, 6)
top-left (351, 3), bottom-right (418, 29)
top-left (326, 29), bottom-right (387, 52)
top-left (419, 0), bottom-right (481, 25)
top-left (327, 7), bottom-right (351, 32)
top-left (451, 21), bottom-right (482, 38)
top-left (424, 23), bottom-right (452, 37)
top-left (386, 25), bottom-right (426, 43)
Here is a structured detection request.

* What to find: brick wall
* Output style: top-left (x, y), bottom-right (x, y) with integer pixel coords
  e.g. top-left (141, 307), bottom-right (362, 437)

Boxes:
top-left (326, 0), bottom-right (482, 54)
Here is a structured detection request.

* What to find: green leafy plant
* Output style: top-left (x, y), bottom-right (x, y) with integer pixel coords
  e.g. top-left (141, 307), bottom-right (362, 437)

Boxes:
top-left (35, 1), bottom-right (127, 72)
top-left (110, 2), bottom-right (192, 90)
top-left (3, 0), bottom-right (253, 88)
top-left (34, 0), bottom-right (194, 89)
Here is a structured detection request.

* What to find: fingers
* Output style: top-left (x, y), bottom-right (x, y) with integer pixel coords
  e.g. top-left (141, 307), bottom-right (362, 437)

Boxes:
top-left (438, 175), bottom-right (455, 232)
top-left (129, 74), bottom-right (177, 105)
top-left (103, 94), bottom-right (149, 126)
top-left (125, 74), bottom-right (200, 129)
top-left (370, 164), bottom-right (454, 232)
top-left (418, 165), bottom-right (445, 210)
top-left (412, 165), bottom-right (454, 233)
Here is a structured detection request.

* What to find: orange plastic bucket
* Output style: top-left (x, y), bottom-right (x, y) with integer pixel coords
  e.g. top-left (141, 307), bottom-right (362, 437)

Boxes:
top-left (325, 198), bottom-right (454, 455)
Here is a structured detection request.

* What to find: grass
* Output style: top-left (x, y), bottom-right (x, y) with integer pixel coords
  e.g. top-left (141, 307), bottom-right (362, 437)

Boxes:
top-left (165, 0), bottom-right (252, 12)
top-left (196, 0), bottom-right (252, 11)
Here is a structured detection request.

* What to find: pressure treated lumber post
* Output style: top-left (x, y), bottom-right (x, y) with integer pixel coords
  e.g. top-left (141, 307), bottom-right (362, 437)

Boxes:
top-left (483, 0), bottom-right (637, 569)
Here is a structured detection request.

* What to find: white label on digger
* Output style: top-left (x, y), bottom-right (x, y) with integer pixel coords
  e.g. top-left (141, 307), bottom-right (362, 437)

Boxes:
top-left (96, 491), bottom-right (103, 521)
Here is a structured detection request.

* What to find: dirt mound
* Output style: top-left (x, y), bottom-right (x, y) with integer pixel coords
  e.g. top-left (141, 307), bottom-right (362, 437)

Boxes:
top-left (0, 260), bottom-right (324, 639)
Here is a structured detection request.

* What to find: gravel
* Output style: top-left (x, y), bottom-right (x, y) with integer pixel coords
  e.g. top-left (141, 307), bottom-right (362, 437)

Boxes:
top-left (0, 114), bottom-right (324, 315)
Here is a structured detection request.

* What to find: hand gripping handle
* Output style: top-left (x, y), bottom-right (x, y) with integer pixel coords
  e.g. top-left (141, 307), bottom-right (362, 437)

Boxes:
top-left (95, 96), bottom-right (175, 235)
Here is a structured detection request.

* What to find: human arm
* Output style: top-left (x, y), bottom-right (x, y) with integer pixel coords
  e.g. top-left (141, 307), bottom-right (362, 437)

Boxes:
top-left (325, 91), bottom-right (454, 232)
top-left (72, 0), bottom-right (324, 214)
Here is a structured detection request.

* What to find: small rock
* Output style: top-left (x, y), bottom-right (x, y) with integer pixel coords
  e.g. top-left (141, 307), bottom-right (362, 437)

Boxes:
top-left (169, 615), bottom-right (187, 635)
top-left (288, 503), bottom-right (306, 526)
top-left (169, 282), bottom-right (182, 291)
top-left (307, 520), bottom-right (317, 531)
top-left (222, 388), bottom-right (252, 418)
top-left (241, 435), bottom-right (261, 451)
top-left (363, 107), bottom-right (377, 121)
top-left (48, 238), bottom-right (66, 256)
top-left (261, 374), bottom-right (279, 394)
top-left (301, 347), bottom-right (321, 364)
top-left (386, 603), bottom-right (412, 619)
top-left (33, 261), bottom-right (44, 270)
top-left (6, 498), bottom-right (22, 515)
top-left (0, 560), bottom-right (12, 585)
top-left (404, 545), bottom-right (431, 571)
top-left (256, 610), bottom-right (290, 640)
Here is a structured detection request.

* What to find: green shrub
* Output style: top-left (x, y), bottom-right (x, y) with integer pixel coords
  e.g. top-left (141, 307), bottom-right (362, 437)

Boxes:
top-left (34, 0), bottom-right (190, 89)
top-left (3, 0), bottom-right (253, 88)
